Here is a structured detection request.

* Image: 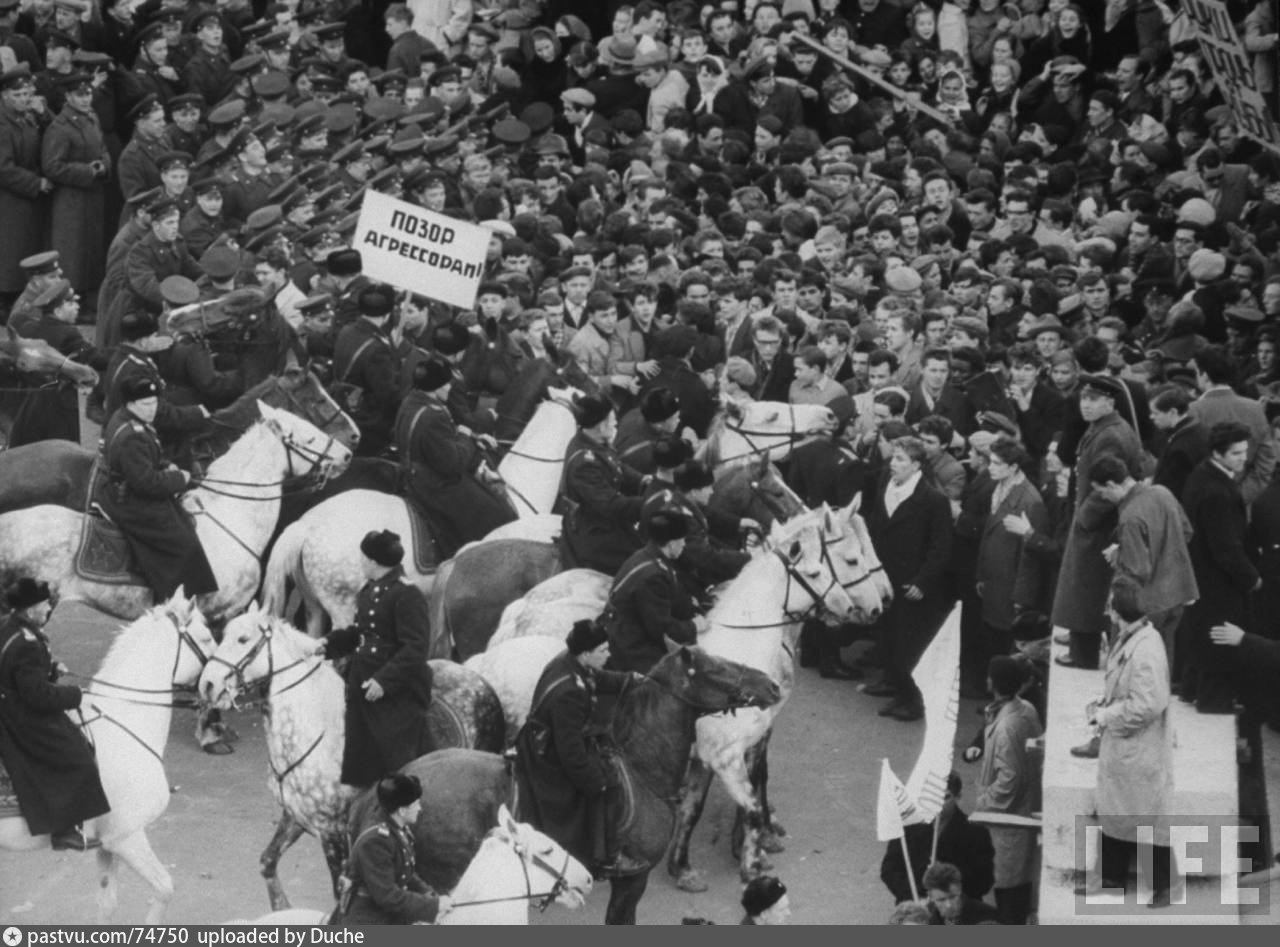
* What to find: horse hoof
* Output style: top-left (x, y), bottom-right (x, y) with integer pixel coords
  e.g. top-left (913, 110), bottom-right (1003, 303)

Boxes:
top-left (768, 820), bottom-right (787, 837)
top-left (675, 870), bottom-right (709, 893)
top-left (201, 739), bottom-right (235, 756)
top-left (760, 834), bottom-right (786, 855)
top-left (215, 724), bottom-right (240, 743)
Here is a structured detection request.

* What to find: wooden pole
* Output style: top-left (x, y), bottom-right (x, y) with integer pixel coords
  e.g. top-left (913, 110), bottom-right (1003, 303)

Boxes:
top-left (789, 33), bottom-right (954, 127)
top-left (900, 834), bottom-right (921, 902)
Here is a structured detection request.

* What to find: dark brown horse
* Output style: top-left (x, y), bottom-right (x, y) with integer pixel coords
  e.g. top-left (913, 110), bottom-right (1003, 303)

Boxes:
top-left (0, 368), bottom-right (358, 515)
top-left (345, 646), bottom-right (781, 924)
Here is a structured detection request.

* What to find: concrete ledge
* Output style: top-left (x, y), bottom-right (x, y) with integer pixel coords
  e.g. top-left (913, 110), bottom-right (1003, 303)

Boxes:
top-left (1038, 867), bottom-right (1241, 925)
top-left (1041, 639), bottom-right (1237, 877)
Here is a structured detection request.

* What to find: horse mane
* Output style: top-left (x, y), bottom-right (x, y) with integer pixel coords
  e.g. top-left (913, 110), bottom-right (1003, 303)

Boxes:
top-left (209, 375), bottom-right (278, 430)
top-left (95, 607), bottom-right (178, 685)
top-left (201, 418), bottom-right (275, 483)
top-left (703, 412), bottom-right (728, 468)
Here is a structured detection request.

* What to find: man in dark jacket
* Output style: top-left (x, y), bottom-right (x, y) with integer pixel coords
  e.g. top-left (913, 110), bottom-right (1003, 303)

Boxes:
top-left (880, 772), bottom-right (994, 905)
top-left (0, 578), bottom-right (110, 851)
top-left (863, 435), bottom-right (954, 721)
top-left (558, 393), bottom-right (650, 574)
top-left (318, 530), bottom-right (433, 787)
top-left (615, 386), bottom-right (683, 475)
top-left (122, 197), bottom-right (203, 316)
top-left (0, 63), bottom-right (50, 318)
top-left (602, 510), bottom-right (704, 674)
top-left (1150, 384), bottom-right (1209, 505)
top-left (1180, 422), bottom-right (1259, 714)
top-left (514, 620), bottom-right (648, 879)
top-left (340, 773), bottom-right (449, 925)
top-left (103, 311), bottom-right (210, 439)
top-left (92, 377), bottom-right (218, 601)
top-left (923, 860), bottom-right (1001, 925)
top-left (639, 325), bottom-right (717, 440)
top-left (332, 284), bottom-right (401, 457)
top-left (395, 357), bottom-right (514, 560)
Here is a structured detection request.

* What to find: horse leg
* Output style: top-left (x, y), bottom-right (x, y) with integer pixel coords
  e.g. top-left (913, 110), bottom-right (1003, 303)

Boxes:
top-left (95, 847), bottom-right (120, 921)
top-left (320, 830), bottom-right (349, 900)
top-left (752, 731), bottom-right (786, 853)
top-left (605, 871), bottom-right (650, 926)
top-left (713, 752), bottom-right (769, 881)
top-left (261, 809), bottom-right (307, 911)
top-left (107, 831), bottom-right (175, 924)
top-left (667, 757), bottom-right (714, 893)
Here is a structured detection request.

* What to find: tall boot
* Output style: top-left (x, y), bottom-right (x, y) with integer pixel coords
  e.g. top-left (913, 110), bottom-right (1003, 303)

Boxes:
top-left (817, 631), bottom-right (858, 680)
top-left (593, 787), bottom-right (648, 878)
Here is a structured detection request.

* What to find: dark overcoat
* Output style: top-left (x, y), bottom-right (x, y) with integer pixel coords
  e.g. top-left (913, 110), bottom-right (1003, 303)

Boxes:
top-left (0, 616), bottom-right (111, 836)
top-left (322, 568), bottom-right (434, 787)
top-left (124, 231), bottom-right (202, 315)
top-left (41, 104), bottom-right (110, 293)
top-left (0, 100), bottom-right (46, 294)
top-left (92, 408), bottom-right (218, 599)
top-left (103, 346), bottom-right (207, 437)
top-left (333, 317), bottom-right (400, 457)
top-left (976, 477), bottom-right (1050, 631)
top-left (394, 390), bottom-right (514, 558)
top-left (513, 650), bottom-right (630, 866)
top-left (341, 817), bottom-right (440, 926)
top-left (603, 544), bottom-right (699, 674)
top-left (158, 336), bottom-right (243, 409)
top-left (558, 431), bottom-right (647, 574)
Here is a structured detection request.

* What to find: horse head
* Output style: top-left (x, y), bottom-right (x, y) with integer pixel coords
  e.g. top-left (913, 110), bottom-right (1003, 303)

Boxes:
top-left (256, 400), bottom-right (354, 480)
top-left (158, 586), bottom-right (218, 687)
top-left (266, 367), bottom-right (361, 452)
top-left (545, 385), bottom-right (582, 409)
top-left (199, 604), bottom-right (297, 708)
top-left (709, 456), bottom-right (806, 530)
top-left (493, 804), bottom-right (592, 909)
top-left (840, 495), bottom-right (894, 607)
top-left (818, 499), bottom-right (886, 624)
top-left (764, 508), bottom-right (873, 625)
top-left (649, 646), bottom-right (781, 714)
top-left (711, 400), bottom-right (838, 468)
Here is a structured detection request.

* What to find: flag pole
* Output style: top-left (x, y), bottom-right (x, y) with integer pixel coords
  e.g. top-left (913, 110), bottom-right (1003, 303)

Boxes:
top-left (930, 813), bottom-right (940, 866)
top-left (901, 836), bottom-right (921, 902)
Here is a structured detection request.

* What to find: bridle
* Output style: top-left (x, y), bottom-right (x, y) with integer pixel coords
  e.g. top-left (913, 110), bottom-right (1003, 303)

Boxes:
top-left (191, 424), bottom-right (341, 499)
top-left (446, 832), bottom-right (577, 913)
top-left (714, 527), bottom-right (857, 630)
top-left (203, 618), bottom-right (322, 710)
top-left (713, 405), bottom-right (825, 467)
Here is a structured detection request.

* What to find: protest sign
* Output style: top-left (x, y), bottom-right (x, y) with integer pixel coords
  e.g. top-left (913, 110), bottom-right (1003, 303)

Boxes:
top-left (353, 190), bottom-right (489, 308)
top-left (1183, 0), bottom-right (1280, 155)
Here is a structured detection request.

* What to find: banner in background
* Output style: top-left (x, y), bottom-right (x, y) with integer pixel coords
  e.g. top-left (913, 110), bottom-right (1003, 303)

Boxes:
top-left (352, 190), bottom-right (489, 308)
top-left (1183, 0), bottom-right (1280, 155)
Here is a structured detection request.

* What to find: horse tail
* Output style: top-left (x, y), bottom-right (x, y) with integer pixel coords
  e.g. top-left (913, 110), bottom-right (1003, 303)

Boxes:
top-left (262, 520), bottom-right (307, 616)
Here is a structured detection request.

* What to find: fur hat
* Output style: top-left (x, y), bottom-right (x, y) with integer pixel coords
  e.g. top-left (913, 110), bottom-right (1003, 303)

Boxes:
top-left (742, 876), bottom-right (787, 917)
top-left (375, 772), bottom-right (421, 812)
top-left (640, 387), bottom-right (681, 423)
top-left (359, 529), bottom-right (404, 567)
top-left (121, 377), bottom-right (160, 403)
top-left (573, 392), bottom-right (615, 429)
top-left (647, 510), bottom-right (689, 544)
top-left (432, 323), bottom-right (471, 356)
top-left (673, 461), bottom-right (714, 491)
top-left (412, 357), bottom-right (452, 392)
top-left (357, 284), bottom-right (395, 319)
top-left (652, 437), bottom-right (693, 470)
top-left (5, 578), bottom-right (51, 611)
top-left (565, 618), bottom-right (609, 655)
top-left (325, 248), bottom-right (363, 277)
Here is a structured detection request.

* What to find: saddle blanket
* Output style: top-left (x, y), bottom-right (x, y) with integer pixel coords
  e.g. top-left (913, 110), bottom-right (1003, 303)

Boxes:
top-left (406, 504), bottom-right (439, 575)
top-left (75, 511), bottom-right (147, 587)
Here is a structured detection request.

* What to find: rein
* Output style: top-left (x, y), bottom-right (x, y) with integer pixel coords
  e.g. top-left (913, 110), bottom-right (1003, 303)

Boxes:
top-left (712, 407), bottom-right (823, 468)
top-left (203, 620), bottom-right (320, 710)
top-left (447, 838), bottom-right (574, 913)
top-left (66, 609), bottom-right (210, 708)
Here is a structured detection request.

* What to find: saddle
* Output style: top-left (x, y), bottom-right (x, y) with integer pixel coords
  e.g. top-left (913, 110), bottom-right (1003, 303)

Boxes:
top-left (404, 501), bottom-right (441, 575)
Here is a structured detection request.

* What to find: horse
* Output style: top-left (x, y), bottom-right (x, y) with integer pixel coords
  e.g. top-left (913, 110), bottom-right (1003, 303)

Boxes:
top-left (0, 401), bottom-right (352, 625)
top-left (465, 501), bottom-right (887, 884)
top-left (258, 391), bottom-right (581, 639)
top-left (490, 344), bottom-right (597, 444)
top-left (356, 645), bottom-right (780, 924)
top-left (430, 443), bottom-right (825, 662)
top-left (0, 368), bottom-right (359, 516)
top-left (0, 326), bottom-right (98, 446)
top-left (197, 607), bottom-right (506, 910)
top-left (227, 805), bottom-right (592, 926)
top-left (0, 591), bottom-right (218, 923)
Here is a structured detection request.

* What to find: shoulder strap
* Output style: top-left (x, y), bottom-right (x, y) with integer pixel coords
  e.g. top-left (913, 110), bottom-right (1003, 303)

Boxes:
top-left (400, 405), bottom-right (430, 468)
top-left (0, 630), bottom-right (24, 677)
top-left (339, 338), bottom-right (377, 384)
top-left (528, 674), bottom-right (575, 722)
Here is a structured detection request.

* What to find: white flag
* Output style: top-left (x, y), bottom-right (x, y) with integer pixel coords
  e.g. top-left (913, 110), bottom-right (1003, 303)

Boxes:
top-left (876, 757), bottom-right (923, 842)
top-left (905, 603), bottom-right (962, 823)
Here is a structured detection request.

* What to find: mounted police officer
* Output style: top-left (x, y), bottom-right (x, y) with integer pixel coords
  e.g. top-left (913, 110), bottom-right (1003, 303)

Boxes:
top-left (395, 356), bottom-right (514, 560)
top-left (338, 773), bottom-right (450, 925)
top-left (91, 376), bottom-right (219, 601)
top-left (332, 282), bottom-right (401, 458)
top-left (641, 445), bottom-right (753, 592)
top-left (104, 310), bottom-right (210, 439)
top-left (558, 392), bottom-right (650, 574)
top-left (513, 619), bottom-right (650, 879)
top-left (615, 387), bottom-right (685, 475)
top-left (0, 578), bottom-right (110, 852)
top-left (315, 531), bottom-right (433, 788)
top-left (602, 510), bottom-right (706, 674)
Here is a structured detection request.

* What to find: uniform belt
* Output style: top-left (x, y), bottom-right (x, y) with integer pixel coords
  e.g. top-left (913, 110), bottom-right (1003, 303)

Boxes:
top-left (357, 635), bottom-right (391, 653)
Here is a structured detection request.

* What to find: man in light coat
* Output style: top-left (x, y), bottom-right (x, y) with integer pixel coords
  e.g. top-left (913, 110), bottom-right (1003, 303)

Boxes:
top-left (406, 0), bottom-right (472, 53)
top-left (1089, 454), bottom-right (1199, 655)
top-left (976, 655), bottom-right (1043, 926)
top-left (1081, 578), bottom-right (1180, 909)
top-left (1189, 345), bottom-right (1275, 505)
top-left (634, 45), bottom-right (687, 133)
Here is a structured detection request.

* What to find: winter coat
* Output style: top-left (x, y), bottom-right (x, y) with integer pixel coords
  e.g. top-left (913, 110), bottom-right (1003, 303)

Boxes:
top-left (976, 696), bottom-right (1043, 888)
top-left (1112, 483), bottom-right (1198, 617)
top-left (1188, 387), bottom-right (1275, 506)
top-left (341, 817), bottom-right (440, 925)
top-left (321, 568), bottom-right (434, 787)
top-left (0, 616), bottom-right (111, 836)
top-left (42, 104), bottom-right (110, 293)
top-left (1096, 620), bottom-right (1174, 844)
top-left (0, 100), bottom-right (46, 293)
top-left (603, 544), bottom-right (699, 674)
top-left (558, 431), bottom-right (647, 574)
top-left (976, 478), bottom-right (1049, 631)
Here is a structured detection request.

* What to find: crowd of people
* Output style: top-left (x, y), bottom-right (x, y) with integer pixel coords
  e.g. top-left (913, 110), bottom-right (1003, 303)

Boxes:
top-left (0, 0), bottom-right (1278, 925)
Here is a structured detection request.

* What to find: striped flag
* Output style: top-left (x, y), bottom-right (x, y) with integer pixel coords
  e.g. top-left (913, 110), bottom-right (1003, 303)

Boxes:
top-left (905, 603), bottom-right (962, 823)
top-left (875, 757), bottom-right (924, 842)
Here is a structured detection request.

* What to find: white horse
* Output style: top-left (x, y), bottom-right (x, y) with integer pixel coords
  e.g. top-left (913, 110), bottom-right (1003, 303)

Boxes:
top-left (495, 389), bottom-right (578, 516)
top-left (0, 402), bottom-right (352, 624)
top-left (228, 805), bottom-right (591, 926)
top-left (197, 607), bottom-right (503, 910)
top-left (0, 591), bottom-right (217, 922)
top-left (265, 400), bottom-right (840, 639)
